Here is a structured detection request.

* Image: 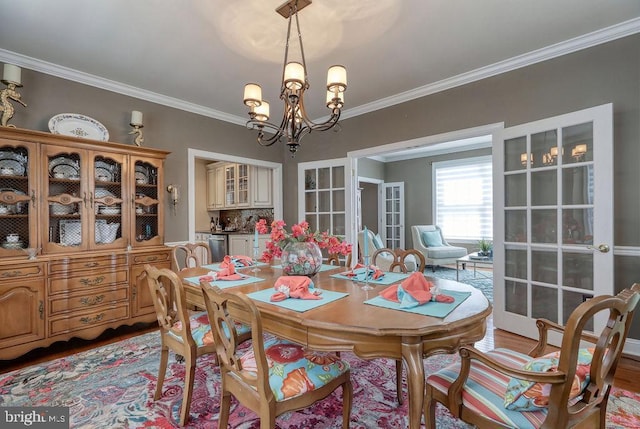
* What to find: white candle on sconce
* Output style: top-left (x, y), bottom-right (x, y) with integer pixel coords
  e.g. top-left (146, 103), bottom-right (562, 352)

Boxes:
top-left (3, 64), bottom-right (22, 85)
top-left (130, 110), bottom-right (143, 126)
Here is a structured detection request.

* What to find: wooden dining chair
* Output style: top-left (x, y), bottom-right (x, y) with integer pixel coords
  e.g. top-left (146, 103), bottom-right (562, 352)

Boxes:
top-left (200, 283), bottom-right (353, 429)
top-left (172, 242), bottom-right (211, 271)
top-left (397, 249), bottom-right (425, 273)
top-left (144, 264), bottom-right (250, 426)
top-left (425, 283), bottom-right (640, 429)
top-left (328, 252), bottom-right (353, 267)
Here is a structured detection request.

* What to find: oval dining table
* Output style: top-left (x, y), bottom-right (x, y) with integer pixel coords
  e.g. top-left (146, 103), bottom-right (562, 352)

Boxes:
top-left (177, 264), bottom-right (492, 429)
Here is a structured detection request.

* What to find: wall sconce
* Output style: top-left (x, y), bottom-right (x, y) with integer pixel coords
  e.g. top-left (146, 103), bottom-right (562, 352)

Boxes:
top-left (520, 152), bottom-right (532, 166)
top-left (167, 184), bottom-right (179, 215)
top-left (1, 63), bottom-right (27, 127)
top-left (129, 110), bottom-right (144, 146)
top-left (572, 143), bottom-right (587, 161)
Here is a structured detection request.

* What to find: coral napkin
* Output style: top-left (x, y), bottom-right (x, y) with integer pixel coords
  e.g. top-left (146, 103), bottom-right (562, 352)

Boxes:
top-left (270, 276), bottom-right (322, 302)
top-left (379, 272), bottom-right (454, 308)
top-left (344, 263), bottom-right (385, 281)
top-left (199, 256), bottom-right (245, 281)
top-left (230, 255), bottom-right (255, 267)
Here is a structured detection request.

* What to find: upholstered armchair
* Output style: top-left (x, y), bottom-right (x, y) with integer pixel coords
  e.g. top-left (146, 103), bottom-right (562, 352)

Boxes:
top-left (410, 225), bottom-right (467, 272)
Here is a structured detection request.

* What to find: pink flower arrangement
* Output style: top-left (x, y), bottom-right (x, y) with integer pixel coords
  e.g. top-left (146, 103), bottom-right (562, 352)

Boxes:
top-left (256, 219), bottom-right (352, 264)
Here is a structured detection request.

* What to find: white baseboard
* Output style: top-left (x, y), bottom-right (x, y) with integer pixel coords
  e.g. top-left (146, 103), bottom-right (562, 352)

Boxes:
top-left (624, 338), bottom-right (640, 358)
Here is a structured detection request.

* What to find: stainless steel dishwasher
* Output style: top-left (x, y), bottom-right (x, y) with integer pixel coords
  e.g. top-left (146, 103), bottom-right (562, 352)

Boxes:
top-left (208, 233), bottom-right (228, 262)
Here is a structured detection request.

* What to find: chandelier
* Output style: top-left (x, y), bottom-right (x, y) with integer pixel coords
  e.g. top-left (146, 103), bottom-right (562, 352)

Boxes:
top-left (243, 0), bottom-right (347, 155)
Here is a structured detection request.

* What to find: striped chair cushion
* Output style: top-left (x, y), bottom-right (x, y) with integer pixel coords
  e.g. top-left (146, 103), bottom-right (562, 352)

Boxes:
top-left (169, 311), bottom-right (250, 347)
top-left (240, 337), bottom-right (350, 402)
top-left (427, 348), bottom-right (548, 429)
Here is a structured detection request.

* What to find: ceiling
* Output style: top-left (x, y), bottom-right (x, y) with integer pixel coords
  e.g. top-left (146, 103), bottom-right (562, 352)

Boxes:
top-left (1, 0), bottom-right (640, 158)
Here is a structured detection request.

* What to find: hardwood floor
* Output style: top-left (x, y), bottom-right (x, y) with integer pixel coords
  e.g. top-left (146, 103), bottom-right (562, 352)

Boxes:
top-left (1, 315), bottom-right (638, 393)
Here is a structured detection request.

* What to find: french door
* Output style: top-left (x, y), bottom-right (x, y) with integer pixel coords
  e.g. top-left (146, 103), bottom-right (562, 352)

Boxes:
top-left (493, 104), bottom-right (613, 342)
top-left (380, 182), bottom-right (405, 249)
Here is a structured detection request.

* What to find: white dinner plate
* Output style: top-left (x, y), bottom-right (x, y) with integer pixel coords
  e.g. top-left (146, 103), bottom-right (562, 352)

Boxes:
top-left (48, 113), bottom-right (109, 141)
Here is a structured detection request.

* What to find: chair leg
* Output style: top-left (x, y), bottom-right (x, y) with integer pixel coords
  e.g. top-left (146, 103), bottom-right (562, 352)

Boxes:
top-left (155, 345), bottom-right (169, 400)
top-left (395, 360), bottom-right (404, 404)
top-left (218, 389), bottom-right (232, 429)
top-left (342, 379), bottom-right (353, 429)
top-left (424, 387), bottom-right (437, 429)
top-left (178, 349), bottom-right (197, 426)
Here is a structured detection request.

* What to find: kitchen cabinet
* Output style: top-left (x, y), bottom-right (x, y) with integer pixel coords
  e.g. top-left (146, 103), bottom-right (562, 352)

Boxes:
top-left (206, 162), bottom-right (272, 209)
top-left (228, 234), bottom-right (269, 257)
top-left (206, 163), bottom-right (224, 210)
top-left (0, 127), bottom-right (170, 360)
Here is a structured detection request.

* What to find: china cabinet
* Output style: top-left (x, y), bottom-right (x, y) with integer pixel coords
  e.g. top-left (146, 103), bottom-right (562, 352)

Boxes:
top-left (0, 127), bottom-right (170, 360)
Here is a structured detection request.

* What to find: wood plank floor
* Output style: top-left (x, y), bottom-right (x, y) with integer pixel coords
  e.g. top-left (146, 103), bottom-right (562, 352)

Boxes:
top-left (1, 316), bottom-right (638, 393)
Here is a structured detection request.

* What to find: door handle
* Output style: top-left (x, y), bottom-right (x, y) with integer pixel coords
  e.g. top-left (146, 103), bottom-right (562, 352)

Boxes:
top-left (587, 244), bottom-right (610, 253)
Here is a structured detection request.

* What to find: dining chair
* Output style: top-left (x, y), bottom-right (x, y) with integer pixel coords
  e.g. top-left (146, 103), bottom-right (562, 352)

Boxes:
top-left (172, 242), bottom-right (211, 271)
top-left (144, 264), bottom-right (250, 426)
top-left (327, 252), bottom-right (352, 267)
top-left (200, 283), bottom-right (353, 429)
top-left (424, 283), bottom-right (640, 429)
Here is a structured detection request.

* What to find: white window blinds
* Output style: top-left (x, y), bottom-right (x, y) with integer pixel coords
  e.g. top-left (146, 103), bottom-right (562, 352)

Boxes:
top-left (433, 156), bottom-right (493, 241)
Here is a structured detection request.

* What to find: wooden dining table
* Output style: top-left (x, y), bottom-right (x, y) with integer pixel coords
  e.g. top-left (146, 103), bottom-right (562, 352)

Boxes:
top-left (178, 264), bottom-right (492, 429)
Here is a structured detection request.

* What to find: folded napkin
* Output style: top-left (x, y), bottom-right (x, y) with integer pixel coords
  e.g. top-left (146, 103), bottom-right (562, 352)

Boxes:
top-left (344, 263), bottom-right (385, 281)
top-left (199, 256), bottom-right (245, 281)
top-left (379, 272), bottom-right (454, 308)
top-left (230, 255), bottom-right (255, 267)
top-left (270, 276), bottom-right (322, 302)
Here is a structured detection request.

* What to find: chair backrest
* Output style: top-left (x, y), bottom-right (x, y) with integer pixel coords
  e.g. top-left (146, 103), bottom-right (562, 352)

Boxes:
top-left (372, 248), bottom-right (403, 272)
top-left (411, 225), bottom-right (449, 250)
top-left (172, 242), bottom-right (211, 271)
top-left (200, 283), bottom-right (270, 401)
top-left (144, 264), bottom-right (196, 348)
top-left (539, 283), bottom-right (640, 425)
top-left (328, 252), bottom-right (353, 267)
top-left (397, 248), bottom-right (426, 273)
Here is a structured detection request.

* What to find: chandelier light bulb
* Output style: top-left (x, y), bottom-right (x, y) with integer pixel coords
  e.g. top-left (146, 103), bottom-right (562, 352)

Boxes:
top-left (243, 83), bottom-right (262, 107)
top-left (254, 100), bottom-right (270, 122)
top-left (284, 62), bottom-right (305, 90)
top-left (327, 65), bottom-right (347, 92)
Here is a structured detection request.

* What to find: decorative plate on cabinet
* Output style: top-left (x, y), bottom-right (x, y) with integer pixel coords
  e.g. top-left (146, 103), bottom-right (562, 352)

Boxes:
top-left (48, 113), bottom-right (109, 141)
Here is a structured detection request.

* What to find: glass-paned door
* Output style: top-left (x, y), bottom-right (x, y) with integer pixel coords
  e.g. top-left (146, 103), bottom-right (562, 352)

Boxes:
top-left (225, 164), bottom-right (236, 206)
top-left (42, 146), bottom-right (85, 253)
top-left (93, 153), bottom-right (126, 249)
top-left (381, 182), bottom-right (404, 249)
top-left (299, 158), bottom-right (349, 260)
top-left (237, 164), bottom-right (249, 207)
top-left (132, 157), bottom-right (163, 247)
top-left (494, 103), bottom-right (613, 342)
top-left (0, 141), bottom-right (36, 256)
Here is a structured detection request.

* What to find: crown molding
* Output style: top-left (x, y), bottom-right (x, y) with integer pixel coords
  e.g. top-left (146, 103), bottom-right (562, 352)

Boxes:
top-left (340, 17), bottom-right (640, 120)
top-left (0, 49), bottom-right (247, 126)
top-left (1, 17), bottom-right (639, 125)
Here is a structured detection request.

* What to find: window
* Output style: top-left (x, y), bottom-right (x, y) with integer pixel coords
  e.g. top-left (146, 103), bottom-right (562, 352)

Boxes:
top-left (433, 156), bottom-right (492, 240)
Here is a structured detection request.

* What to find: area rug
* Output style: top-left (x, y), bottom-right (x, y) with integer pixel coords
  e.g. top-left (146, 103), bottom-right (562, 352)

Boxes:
top-left (0, 331), bottom-right (638, 428)
top-left (427, 266), bottom-right (494, 303)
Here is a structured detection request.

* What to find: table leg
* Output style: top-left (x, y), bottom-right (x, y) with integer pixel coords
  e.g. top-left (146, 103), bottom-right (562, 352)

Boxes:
top-left (402, 340), bottom-right (424, 429)
top-left (456, 260), bottom-right (460, 281)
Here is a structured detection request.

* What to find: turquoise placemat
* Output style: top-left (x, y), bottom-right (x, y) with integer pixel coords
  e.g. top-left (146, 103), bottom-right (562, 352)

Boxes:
top-left (247, 288), bottom-right (349, 312)
top-left (202, 261), bottom-right (268, 270)
top-left (184, 275), bottom-right (265, 289)
top-left (271, 264), bottom-right (340, 273)
top-left (364, 289), bottom-right (471, 318)
top-left (330, 271), bottom-right (409, 286)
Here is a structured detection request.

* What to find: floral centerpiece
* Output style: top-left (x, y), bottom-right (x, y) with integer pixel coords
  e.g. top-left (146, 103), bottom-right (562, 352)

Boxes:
top-left (256, 219), bottom-right (352, 276)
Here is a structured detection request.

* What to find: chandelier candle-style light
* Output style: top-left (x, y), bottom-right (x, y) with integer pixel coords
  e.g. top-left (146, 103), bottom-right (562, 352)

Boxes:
top-left (243, 0), bottom-right (347, 155)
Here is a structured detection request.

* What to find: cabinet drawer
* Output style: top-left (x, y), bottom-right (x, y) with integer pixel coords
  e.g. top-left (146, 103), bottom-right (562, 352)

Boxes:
top-left (48, 269), bottom-right (129, 295)
top-left (49, 255), bottom-right (128, 274)
top-left (0, 263), bottom-right (45, 281)
top-left (132, 251), bottom-right (171, 265)
top-left (49, 286), bottom-right (129, 315)
top-left (48, 304), bottom-right (129, 336)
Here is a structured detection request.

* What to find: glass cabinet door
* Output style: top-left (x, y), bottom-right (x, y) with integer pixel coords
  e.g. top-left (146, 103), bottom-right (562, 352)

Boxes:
top-left (0, 141), bottom-right (36, 256)
top-left (237, 164), bottom-right (249, 206)
top-left (92, 153), bottom-right (126, 249)
top-left (225, 164), bottom-right (236, 206)
top-left (132, 157), bottom-right (163, 247)
top-left (42, 146), bottom-right (85, 253)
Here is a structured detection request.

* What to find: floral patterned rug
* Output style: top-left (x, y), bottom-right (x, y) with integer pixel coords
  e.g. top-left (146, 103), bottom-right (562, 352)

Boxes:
top-left (0, 331), bottom-right (638, 428)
